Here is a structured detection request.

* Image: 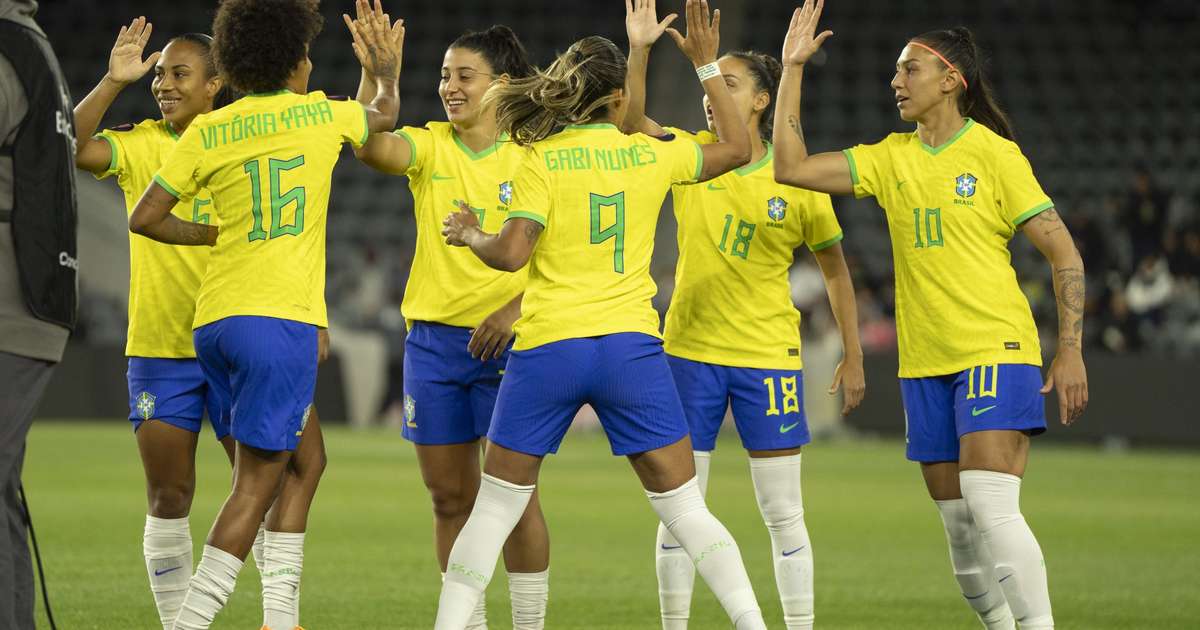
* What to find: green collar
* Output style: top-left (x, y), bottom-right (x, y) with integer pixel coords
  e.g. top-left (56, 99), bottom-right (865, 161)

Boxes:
top-left (734, 143), bottom-right (773, 177)
top-left (162, 119), bottom-right (180, 140)
top-left (564, 123), bottom-right (618, 131)
top-left (246, 89), bottom-right (291, 97)
top-left (919, 118), bottom-right (974, 155)
top-left (451, 129), bottom-right (507, 160)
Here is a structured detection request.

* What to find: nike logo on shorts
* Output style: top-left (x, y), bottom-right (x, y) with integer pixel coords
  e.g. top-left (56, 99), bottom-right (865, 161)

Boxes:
top-left (971, 405), bottom-right (997, 417)
top-left (779, 421), bottom-right (801, 434)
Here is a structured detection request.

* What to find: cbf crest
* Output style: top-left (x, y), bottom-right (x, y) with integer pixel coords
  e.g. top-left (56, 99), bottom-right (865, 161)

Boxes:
top-left (767, 196), bottom-right (788, 222)
top-left (955, 173), bottom-right (978, 198)
top-left (135, 391), bottom-right (156, 420)
top-left (499, 181), bottom-right (514, 206)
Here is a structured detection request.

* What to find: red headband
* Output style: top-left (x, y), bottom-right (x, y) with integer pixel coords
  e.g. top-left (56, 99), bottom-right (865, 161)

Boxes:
top-left (909, 41), bottom-right (968, 90)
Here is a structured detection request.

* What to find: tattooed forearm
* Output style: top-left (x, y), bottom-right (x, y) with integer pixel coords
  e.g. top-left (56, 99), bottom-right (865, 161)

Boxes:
top-left (1035, 208), bottom-right (1065, 236)
top-left (1053, 265), bottom-right (1085, 349)
top-left (147, 215), bottom-right (217, 246)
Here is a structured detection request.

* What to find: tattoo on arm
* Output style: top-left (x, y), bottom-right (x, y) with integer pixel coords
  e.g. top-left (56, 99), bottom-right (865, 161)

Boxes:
top-left (1034, 208), bottom-right (1065, 236)
top-left (1053, 266), bottom-right (1085, 347)
top-left (523, 221), bottom-right (543, 243)
top-left (787, 114), bottom-right (801, 138)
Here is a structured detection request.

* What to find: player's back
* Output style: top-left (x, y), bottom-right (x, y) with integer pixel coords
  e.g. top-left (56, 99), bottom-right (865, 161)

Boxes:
top-left (508, 123), bottom-right (701, 350)
top-left (154, 90), bottom-right (367, 330)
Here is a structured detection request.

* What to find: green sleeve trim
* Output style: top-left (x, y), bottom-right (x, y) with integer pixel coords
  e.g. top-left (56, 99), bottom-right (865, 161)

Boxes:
top-left (1013, 200), bottom-right (1055, 226)
top-left (358, 103), bottom-right (370, 146)
top-left (97, 134), bottom-right (119, 174)
top-left (152, 174), bottom-right (182, 199)
top-left (808, 232), bottom-right (844, 252)
top-left (507, 210), bottom-right (547, 227)
top-left (394, 129), bottom-right (417, 167)
top-left (692, 141), bottom-right (704, 182)
top-left (842, 149), bottom-right (860, 186)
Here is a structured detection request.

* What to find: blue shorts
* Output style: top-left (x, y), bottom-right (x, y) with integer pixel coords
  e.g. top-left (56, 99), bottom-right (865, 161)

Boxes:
top-left (127, 357), bottom-right (229, 439)
top-left (488, 333), bottom-right (689, 457)
top-left (667, 355), bottom-right (810, 452)
top-left (193, 315), bottom-right (317, 452)
top-left (402, 321), bottom-right (509, 445)
top-left (900, 363), bottom-right (1047, 462)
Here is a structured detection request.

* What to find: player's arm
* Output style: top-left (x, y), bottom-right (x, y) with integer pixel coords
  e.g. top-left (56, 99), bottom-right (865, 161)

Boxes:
top-left (442, 210), bottom-right (542, 273)
top-left (620, 0), bottom-right (676, 136)
top-left (1021, 208), bottom-right (1088, 425)
top-left (74, 16), bottom-right (161, 173)
top-left (666, 0), bottom-right (750, 180)
top-left (811, 243), bottom-right (865, 414)
top-left (469, 292), bottom-right (523, 361)
top-left (771, 0), bottom-right (853, 195)
top-left (128, 181), bottom-right (216, 246)
top-left (344, 0), bottom-right (403, 136)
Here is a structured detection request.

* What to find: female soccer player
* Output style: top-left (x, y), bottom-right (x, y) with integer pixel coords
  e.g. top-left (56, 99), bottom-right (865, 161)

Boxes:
top-left (621, 2), bottom-right (864, 627)
top-left (347, 1), bottom-right (549, 625)
top-left (125, 1), bottom-right (402, 628)
top-left (436, 1), bottom-right (766, 627)
top-left (771, 2), bottom-right (1088, 628)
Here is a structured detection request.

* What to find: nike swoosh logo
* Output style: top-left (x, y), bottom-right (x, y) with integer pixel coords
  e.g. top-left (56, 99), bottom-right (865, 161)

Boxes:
top-left (971, 405), bottom-right (997, 417)
top-left (998, 574), bottom-right (1013, 583)
top-left (154, 566), bottom-right (183, 577)
top-left (660, 544), bottom-right (682, 550)
top-left (707, 182), bottom-right (726, 191)
top-left (432, 173), bottom-right (454, 181)
top-left (963, 590), bottom-right (989, 600)
top-left (897, 180), bottom-right (907, 190)
top-left (779, 421), bottom-right (801, 434)
top-left (781, 545), bottom-right (806, 557)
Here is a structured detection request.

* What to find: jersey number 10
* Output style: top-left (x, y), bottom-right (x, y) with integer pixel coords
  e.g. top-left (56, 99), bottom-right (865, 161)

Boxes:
top-left (244, 155), bottom-right (307, 242)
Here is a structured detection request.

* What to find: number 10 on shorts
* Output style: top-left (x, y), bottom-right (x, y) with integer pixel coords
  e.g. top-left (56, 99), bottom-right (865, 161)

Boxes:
top-left (764, 376), bottom-right (800, 416)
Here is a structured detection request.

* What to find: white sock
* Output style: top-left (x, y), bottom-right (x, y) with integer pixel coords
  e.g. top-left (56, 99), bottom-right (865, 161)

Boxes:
top-left (171, 545), bottom-right (243, 630)
top-left (262, 531), bottom-right (305, 630)
top-left (655, 451), bottom-right (711, 629)
top-left (144, 515), bottom-right (193, 630)
top-left (508, 569), bottom-right (549, 629)
top-left (252, 523), bottom-right (266, 575)
top-left (936, 499), bottom-right (1015, 629)
top-left (442, 572), bottom-right (487, 629)
top-left (435, 474), bottom-right (535, 630)
top-left (647, 477), bottom-right (765, 630)
top-left (959, 471), bottom-right (1054, 629)
top-left (749, 454), bottom-right (814, 630)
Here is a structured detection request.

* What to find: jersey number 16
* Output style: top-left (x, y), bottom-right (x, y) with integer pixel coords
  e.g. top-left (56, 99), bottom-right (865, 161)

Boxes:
top-left (243, 155), bottom-right (307, 242)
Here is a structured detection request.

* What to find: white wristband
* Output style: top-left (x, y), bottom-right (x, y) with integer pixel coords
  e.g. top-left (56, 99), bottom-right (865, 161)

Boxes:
top-left (695, 62), bottom-right (721, 83)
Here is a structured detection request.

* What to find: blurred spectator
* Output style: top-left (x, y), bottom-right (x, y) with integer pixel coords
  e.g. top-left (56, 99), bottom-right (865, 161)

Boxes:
top-left (1126, 255), bottom-right (1173, 326)
top-left (1121, 165), bottom-right (1170, 267)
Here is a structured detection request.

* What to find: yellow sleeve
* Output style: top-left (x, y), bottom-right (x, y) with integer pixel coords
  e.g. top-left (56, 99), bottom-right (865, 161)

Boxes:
top-left (802, 192), bottom-right (844, 251)
top-left (842, 137), bottom-right (890, 199)
top-left (995, 144), bottom-right (1054, 226)
top-left (92, 129), bottom-right (126, 180)
top-left (152, 125), bottom-right (205, 200)
top-left (507, 149), bottom-right (550, 227)
top-left (331, 98), bottom-right (369, 148)
top-left (392, 125), bottom-right (434, 179)
top-left (661, 134), bottom-right (703, 184)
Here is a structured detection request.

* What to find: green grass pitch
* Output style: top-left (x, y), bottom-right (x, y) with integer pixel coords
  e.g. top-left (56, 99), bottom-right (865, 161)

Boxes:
top-left (23, 420), bottom-right (1200, 628)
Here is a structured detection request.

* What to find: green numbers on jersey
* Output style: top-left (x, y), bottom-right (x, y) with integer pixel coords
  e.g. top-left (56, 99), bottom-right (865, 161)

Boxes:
top-left (590, 192), bottom-right (626, 273)
top-left (244, 155), bottom-right (307, 242)
top-left (764, 375), bottom-right (801, 416)
top-left (717, 214), bottom-right (756, 260)
top-left (191, 198), bottom-right (211, 225)
top-left (912, 207), bottom-right (944, 248)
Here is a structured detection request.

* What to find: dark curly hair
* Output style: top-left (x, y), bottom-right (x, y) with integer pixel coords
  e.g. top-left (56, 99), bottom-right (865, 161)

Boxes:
top-left (212, 0), bottom-right (323, 94)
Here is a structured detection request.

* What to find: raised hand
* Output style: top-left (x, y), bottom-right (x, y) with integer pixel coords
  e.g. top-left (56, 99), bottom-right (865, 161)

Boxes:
top-left (625, 0), bottom-right (678, 51)
top-left (781, 0), bottom-right (833, 67)
top-left (442, 206), bottom-right (482, 247)
top-left (343, 0), bottom-right (405, 82)
top-left (665, 0), bottom-right (721, 68)
top-left (107, 16), bottom-right (160, 86)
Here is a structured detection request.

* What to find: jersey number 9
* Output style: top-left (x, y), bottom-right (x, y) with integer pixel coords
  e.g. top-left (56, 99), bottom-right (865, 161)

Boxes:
top-left (590, 192), bottom-right (626, 273)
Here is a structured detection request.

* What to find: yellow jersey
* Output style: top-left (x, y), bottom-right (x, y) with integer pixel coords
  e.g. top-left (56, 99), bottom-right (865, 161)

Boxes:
top-left (507, 123), bottom-right (702, 351)
top-left (843, 118), bottom-right (1052, 377)
top-left (393, 122), bottom-right (526, 328)
top-left (96, 119), bottom-right (213, 358)
top-left (663, 129), bottom-right (842, 370)
top-left (154, 90), bottom-right (368, 329)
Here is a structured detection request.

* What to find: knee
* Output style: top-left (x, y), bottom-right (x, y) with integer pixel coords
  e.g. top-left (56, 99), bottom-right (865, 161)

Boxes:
top-left (757, 496), bottom-right (805, 532)
top-left (288, 446), bottom-right (327, 484)
top-left (427, 483), bottom-right (476, 521)
top-left (147, 480), bottom-right (194, 518)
